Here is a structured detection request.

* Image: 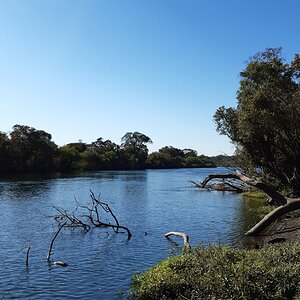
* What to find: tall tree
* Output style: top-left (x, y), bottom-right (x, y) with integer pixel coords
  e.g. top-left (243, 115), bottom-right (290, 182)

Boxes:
top-left (121, 132), bottom-right (152, 169)
top-left (214, 48), bottom-right (300, 195)
top-left (9, 125), bottom-right (57, 172)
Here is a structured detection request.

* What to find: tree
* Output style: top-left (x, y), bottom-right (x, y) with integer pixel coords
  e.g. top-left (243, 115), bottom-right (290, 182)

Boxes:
top-left (147, 151), bottom-right (179, 169)
top-left (57, 145), bottom-right (81, 171)
top-left (183, 148), bottom-right (198, 158)
top-left (214, 48), bottom-right (300, 195)
top-left (121, 132), bottom-right (152, 169)
top-left (0, 132), bottom-right (11, 172)
top-left (155, 146), bottom-right (184, 168)
top-left (9, 125), bottom-right (57, 172)
top-left (147, 146), bottom-right (215, 169)
top-left (204, 48), bottom-right (300, 236)
top-left (83, 138), bottom-right (121, 170)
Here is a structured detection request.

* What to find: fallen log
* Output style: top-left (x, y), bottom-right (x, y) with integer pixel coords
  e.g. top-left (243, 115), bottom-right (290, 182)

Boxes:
top-left (165, 231), bottom-right (190, 248)
top-left (197, 170), bottom-right (299, 236)
top-left (245, 198), bottom-right (300, 236)
top-left (200, 171), bottom-right (286, 205)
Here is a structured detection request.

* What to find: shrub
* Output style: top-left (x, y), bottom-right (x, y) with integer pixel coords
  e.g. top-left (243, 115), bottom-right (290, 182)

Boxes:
top-left (131, 242), bottom-right (300, 299)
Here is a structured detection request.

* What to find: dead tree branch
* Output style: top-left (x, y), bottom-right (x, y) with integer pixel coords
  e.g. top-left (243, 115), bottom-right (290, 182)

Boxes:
top-left (193, 170), bottom-right (300, 237)
top-left (26, 246), bottom-right (31, 271)
top-left (245, 198), bottom-right (300, 236)
top-left (200, 171), bottom-right (287, 205)
top-left (165, 231), bottom-right (190, 248)
top-left (52, 206), bottom-right (90, 232)
top-left (47, 221), bottom-right (67, 261)
top-left (51, 191), bottom-right (132, 240)
top-left (89, 190), bottom-right (120, 232)
top-left (190, 176), bottom-right (244, 193)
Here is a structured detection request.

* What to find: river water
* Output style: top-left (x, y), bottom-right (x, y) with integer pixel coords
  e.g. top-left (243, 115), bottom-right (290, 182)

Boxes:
top-left (0, 168), bottom-right (261, 299)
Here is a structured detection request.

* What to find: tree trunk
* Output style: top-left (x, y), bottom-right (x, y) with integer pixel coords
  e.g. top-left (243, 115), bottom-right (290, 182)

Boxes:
top-left (200, 171), bottom-right (287, 205)
top-left (198, 171), bottom-right (300, 236)
top-left (245, 198), bottom-right (300, 236)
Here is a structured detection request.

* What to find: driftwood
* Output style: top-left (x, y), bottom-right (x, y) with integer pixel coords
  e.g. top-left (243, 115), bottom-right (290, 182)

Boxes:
top-left (53, 261), bottom-right (68, 267)
top-left (52, 191), bottom-right (132, 239)
top-left (165, 231), bottom-right (190, 248)
top-left (198, 171), bottom-right (300, 236)
top-left (190, 177), bottom-right (244, 193)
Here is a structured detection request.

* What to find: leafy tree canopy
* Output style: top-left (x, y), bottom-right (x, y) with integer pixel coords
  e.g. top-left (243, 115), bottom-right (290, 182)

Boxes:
top-left (9, 124), bottom-right (57, 171)
top-left (147, 146), bottom-right (215, 169)
top-left (214, 48), bottom-right (300, 195)
top-left (121, 132), bottom-right (153, 169)
top-left (0, 126), bottom-right (216, 173)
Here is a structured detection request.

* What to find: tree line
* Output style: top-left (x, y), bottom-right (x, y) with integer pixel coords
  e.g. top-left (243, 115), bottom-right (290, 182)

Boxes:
top-left (0, 125), bottom-right (218, 173)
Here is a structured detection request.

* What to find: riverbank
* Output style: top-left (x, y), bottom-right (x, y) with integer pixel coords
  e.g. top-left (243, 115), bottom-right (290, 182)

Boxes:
top-left (242, 191), bottom-right (300, 246)
top-left (247, 209), bottom-right (300, 247)
top-left (131, 240), bottom-right (300, 299)
top-left (131, 193), bottom-right (300, 299)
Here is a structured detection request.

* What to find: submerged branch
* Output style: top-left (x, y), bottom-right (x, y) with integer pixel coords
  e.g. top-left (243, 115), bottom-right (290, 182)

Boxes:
top-left (165, 231), bottom-right (190, 248)
top-left (47, 221), bottom-right (67, 261)
top-left (50, 191), bottom-right (132, 239)
top-left (26, 246), bottom-right (31, 271)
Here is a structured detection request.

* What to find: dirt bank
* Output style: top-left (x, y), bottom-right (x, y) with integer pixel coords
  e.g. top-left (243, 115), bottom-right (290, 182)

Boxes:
top-left (246, 209), bottom-right (300, 247)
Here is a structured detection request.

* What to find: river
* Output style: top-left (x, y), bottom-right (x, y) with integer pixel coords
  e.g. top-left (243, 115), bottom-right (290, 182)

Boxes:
top-left (0, 167), bottom-right (262, 299)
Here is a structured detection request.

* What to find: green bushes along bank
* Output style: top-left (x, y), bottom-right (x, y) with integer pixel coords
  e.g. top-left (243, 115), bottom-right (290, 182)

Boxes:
top-left (131, 242), bottom-right (300, 299)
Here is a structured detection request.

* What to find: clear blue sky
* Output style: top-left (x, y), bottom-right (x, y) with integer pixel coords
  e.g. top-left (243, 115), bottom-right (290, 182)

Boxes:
top-left (1, 0), bottom-right (300, 155)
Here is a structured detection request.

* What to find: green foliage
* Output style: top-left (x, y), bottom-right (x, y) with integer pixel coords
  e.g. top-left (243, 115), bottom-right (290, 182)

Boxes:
top-left (0, 126), bottom-right (214, 172)
top-left (131, 242), bottom-right (300, 299)
top-left (0, 132), bottom-right (11, 172)
top-left (214, 48), bottom-right (300, 195)
top-left (8, 125), bottom-right (57, 172)
top-left (81, 138), bottom-right (121, 170)
top-left (147, 146), bottom-right (215, 169)
top-left (146, 152), bottom-right (177, 168)
top-left (243, 191), bottom-right (268, 199)
top-left (121, 132), bottom-right (153, 169)
top-left (58, 145), bottom-right (81, 171)
top-left (209, 154), bottom-right (238, 167)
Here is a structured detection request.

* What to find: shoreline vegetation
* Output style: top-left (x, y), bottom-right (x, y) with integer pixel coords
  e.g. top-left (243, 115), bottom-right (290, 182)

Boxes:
top-left (131, 195), bottom-right (300, 299)
top-left (0, 125), bottom-right (235, 175)
top-left (131, 241), bottom-right (300, 300)
top-left (131, 48), bottom-right (300, 299)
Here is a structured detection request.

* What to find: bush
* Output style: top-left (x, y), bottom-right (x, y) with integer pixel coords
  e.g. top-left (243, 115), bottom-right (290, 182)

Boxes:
top-left (131, 242), bottom-right (300, 299)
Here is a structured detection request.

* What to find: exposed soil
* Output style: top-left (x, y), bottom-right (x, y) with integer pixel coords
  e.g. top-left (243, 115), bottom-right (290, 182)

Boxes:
top-left (245, 209), bottom-right (300, 248)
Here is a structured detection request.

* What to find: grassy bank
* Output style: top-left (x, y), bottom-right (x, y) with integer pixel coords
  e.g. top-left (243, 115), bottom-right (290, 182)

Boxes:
top-left (131, 242), bottom-right (300, 299)
top-left (243, 190), bottom-right (268, 199)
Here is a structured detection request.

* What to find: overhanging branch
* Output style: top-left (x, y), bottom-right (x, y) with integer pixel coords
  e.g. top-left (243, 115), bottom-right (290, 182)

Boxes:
top-left (200, 171), bottom-right (287, 205)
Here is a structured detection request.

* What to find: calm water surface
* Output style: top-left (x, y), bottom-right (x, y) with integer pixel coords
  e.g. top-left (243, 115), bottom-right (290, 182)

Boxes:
top-left (0, 168), bottom-right (260, 299)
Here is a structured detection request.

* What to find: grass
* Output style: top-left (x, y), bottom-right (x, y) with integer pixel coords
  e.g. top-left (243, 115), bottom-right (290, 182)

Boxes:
top-left (246, 204), bottom-right (275, 220)
top-left (243, 191), bottom-right (274, 220)
top-left (243, 190), bottom-right (268, 199)
top-left (131, 242), bottom-right (300, 299)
